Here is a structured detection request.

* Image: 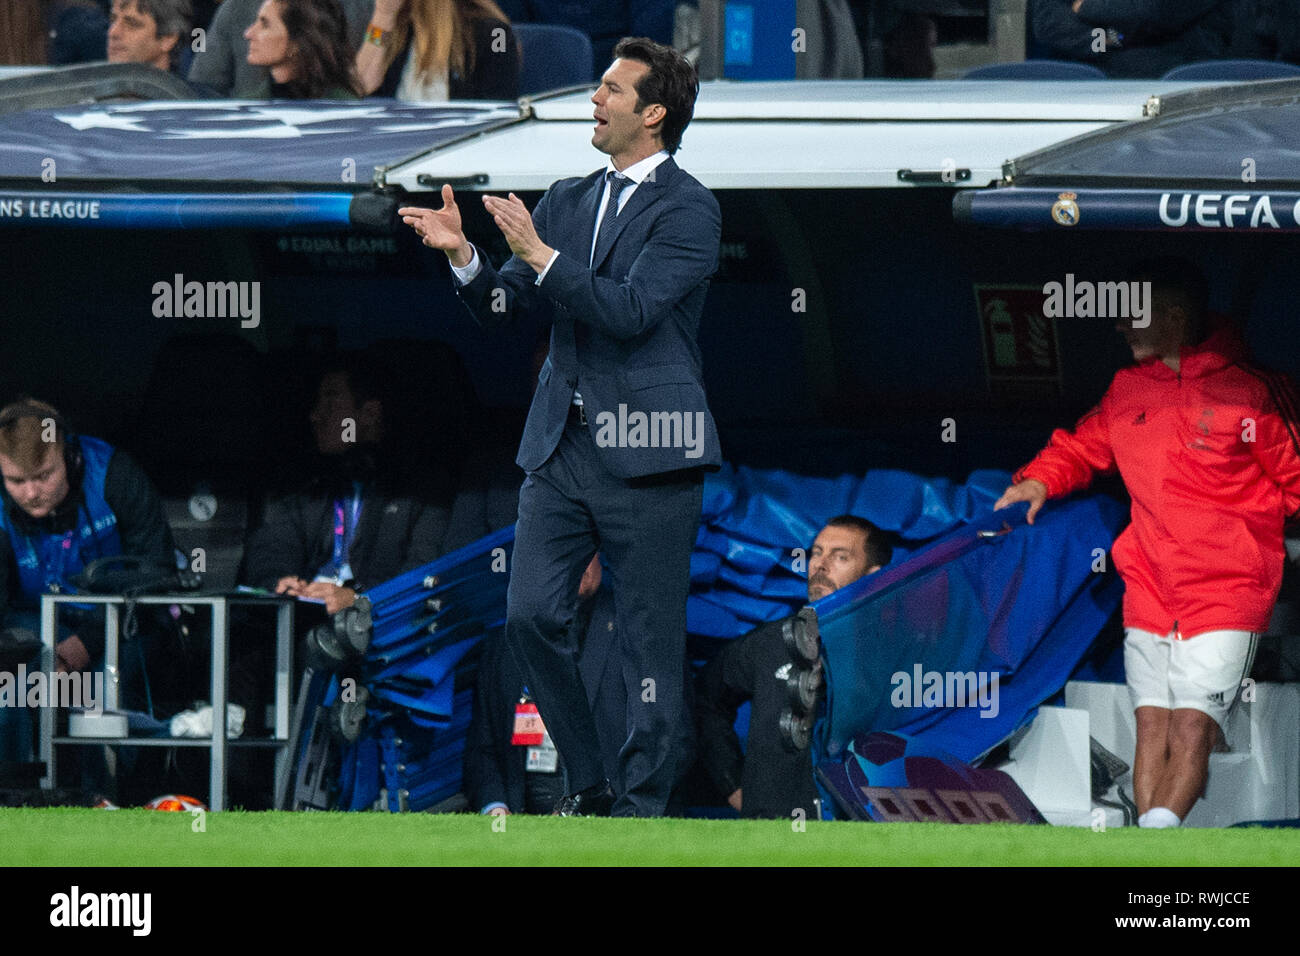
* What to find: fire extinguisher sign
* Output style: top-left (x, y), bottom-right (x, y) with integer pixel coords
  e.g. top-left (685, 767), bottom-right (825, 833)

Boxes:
top-left (974, 285), bottom-right (1062, 395)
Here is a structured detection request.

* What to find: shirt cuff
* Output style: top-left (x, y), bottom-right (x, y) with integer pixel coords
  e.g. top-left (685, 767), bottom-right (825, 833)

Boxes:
top-left (480, 801), bottom-right (509, 815)
top-left (534, 250), bottom-right (559, 286)
top-left (450, 246), bottom-right (482, 285)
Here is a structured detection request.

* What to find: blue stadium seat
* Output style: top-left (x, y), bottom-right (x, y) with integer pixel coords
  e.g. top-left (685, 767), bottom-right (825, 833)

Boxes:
top-left (1161, 59), bottom-right (1300, 81)
top-left (513, 23), bottom-right (594, 96)
top-left (963, 60), bottom-right (1106, 80)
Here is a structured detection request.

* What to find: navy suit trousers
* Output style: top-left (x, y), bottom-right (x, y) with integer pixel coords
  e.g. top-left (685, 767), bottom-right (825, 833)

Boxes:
top-left (506, 414), bottom-right (702, 817)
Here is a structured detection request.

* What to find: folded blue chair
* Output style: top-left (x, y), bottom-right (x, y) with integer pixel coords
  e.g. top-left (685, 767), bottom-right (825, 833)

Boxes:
top-left (324, 529), bottom-right (515, 812)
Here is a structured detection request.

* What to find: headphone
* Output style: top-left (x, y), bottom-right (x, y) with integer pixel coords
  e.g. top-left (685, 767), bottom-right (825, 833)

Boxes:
top-left (0, 399), bottom-right (85, 523)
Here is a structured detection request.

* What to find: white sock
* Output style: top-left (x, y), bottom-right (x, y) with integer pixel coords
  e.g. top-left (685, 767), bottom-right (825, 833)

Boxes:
top-left (1139, 807), bottom-right (1181, 828)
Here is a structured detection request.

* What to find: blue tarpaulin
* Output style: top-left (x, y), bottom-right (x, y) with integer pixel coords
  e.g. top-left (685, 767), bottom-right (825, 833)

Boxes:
top-left (0, 101), bottom-right (520, 230)
top-left (687, 464), bottom-right (1015, 639)
top-left (815, 492), bottom-right (1127, 763)
top-left (0, 101), bottom-right (519, 184)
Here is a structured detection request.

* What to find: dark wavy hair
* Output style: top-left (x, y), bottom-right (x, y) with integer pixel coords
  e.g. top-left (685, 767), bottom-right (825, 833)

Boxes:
top-left (824, 514), bottom-right (894, 570)
top-left (277, 0), bottom-right (359, 98)
top-left (611, 36), bottom-right (699, 155)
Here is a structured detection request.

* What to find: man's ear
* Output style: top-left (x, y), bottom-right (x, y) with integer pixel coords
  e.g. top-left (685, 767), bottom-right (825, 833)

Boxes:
top-left (161, 32), bottom-right (179, 55)
top-left (642, 103), bottom-right (666, 133)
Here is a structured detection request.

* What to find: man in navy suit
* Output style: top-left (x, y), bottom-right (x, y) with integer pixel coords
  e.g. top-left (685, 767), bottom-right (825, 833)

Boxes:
top-left (398, 37), bottom-right (720, 817)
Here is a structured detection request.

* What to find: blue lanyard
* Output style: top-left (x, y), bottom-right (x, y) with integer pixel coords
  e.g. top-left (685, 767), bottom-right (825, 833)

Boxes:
top-left (331, 488), bottom-right (362, 569)
top-left (31, 530), bottom-right (76, 593)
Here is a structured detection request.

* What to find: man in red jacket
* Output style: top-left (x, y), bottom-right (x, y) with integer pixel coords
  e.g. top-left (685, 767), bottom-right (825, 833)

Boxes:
top-left (995, 259), bottom-right (1300, 828)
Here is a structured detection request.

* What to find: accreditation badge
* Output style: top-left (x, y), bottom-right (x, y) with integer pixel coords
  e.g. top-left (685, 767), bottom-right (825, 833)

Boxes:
top-left (526, 729), bottom-right (559, 774)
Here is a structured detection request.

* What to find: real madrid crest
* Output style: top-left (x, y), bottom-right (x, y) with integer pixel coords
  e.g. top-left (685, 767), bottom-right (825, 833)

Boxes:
top-left (1051, 191), bottom-right (1080, 227)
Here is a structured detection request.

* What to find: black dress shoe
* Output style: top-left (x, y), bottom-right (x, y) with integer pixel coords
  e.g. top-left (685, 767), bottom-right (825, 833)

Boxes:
top-left (552, 781), bottom-right (615, 817)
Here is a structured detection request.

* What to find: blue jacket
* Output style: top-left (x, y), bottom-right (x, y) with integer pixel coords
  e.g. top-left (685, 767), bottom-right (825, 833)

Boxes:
top-left (456, 156), bottom-right (723, 479)
top-left (47, 1), bottom-right (109, 65)
top-left (0, 436), bottom-right (121, 607)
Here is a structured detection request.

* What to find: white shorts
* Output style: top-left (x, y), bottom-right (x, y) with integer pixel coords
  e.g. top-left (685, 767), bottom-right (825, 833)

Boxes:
top-left (1123, 628), bottom-right (1258, 730)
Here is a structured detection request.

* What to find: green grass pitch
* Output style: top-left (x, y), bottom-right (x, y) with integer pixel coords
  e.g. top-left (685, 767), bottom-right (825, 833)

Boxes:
top-left (2, 808), bottom-right (1297, 866)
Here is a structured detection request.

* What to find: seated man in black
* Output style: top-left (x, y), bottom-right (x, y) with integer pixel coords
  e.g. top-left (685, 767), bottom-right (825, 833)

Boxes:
top-left (695, 515), bottom-right (892, 819)
top-left (464, 555), bottom-right (624, 815)
top-left (228, 357), bottom-right (451, 787)
top-left (0, 399), bottom-right (176, 765)
top-left (240, 356), bottom-right (451, 614)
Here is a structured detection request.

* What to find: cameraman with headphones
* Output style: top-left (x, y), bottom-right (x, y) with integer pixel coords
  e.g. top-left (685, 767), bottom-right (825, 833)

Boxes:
top-left (0, 398), bottom-right (176, 764)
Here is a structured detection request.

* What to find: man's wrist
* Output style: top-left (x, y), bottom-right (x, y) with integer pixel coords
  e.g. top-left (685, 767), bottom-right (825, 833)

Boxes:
top-left (447, 241), bottom-right (473, 269)
top-left (527, 244), bottom-right (556, 275)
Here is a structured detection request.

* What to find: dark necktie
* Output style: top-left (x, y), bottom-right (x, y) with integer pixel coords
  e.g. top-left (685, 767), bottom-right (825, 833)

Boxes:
top-left (593, 171), bottom-right (630, 263)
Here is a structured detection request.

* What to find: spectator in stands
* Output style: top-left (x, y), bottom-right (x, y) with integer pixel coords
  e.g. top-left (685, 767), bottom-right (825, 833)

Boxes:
top-left (187, 0), bottom-right (370, 96)
top-left (0, 399), bottom-right (177, 763)
top-left (240, 356), bottom-right (452, 615)
top-left (238, 0), bottom-right (361, 97)
top-left (464, 555), bottom-right (625, 814)
top-left (1029, 0), bottom-right (1235, 78)
top-left (496, 0), bottom-right (675, 81)
top-left (354, 0), bottom-right (519, 100)
top-left (995, 258), bottom-right (1300, 828)
top-left (0, 0), bottom-right (108, 65)
top-left (695, 515), bottom-right (892, 819)
top-left (107, 0), bottom-right (191, 72)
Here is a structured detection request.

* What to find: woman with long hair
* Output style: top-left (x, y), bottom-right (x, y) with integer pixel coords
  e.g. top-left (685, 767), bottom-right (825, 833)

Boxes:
top-left (239, 0), bottom-right (361, 98)
top-left (355, 0), bottom-right (519, 101)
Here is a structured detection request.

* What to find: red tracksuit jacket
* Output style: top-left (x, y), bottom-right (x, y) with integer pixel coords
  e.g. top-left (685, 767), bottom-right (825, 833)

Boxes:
top-left (1015, 326), bottom-right (1300, 639)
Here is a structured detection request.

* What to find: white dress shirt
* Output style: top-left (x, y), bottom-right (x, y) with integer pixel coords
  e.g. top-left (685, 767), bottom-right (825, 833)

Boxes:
top-left (450, 150), bottom-right (670, 405)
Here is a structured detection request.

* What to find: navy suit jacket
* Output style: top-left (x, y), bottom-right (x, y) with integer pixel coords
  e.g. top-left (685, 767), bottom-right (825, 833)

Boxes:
top-left (456, 156), bottom-right (723, 479)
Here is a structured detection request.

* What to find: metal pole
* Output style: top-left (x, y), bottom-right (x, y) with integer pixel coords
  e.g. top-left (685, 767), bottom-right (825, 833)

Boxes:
top-left (272, 599), bottom-right (293, 808)
top-left (38, 596), bottom-right (57, 789)
top-left (210, 598), bottom-right (227, 812)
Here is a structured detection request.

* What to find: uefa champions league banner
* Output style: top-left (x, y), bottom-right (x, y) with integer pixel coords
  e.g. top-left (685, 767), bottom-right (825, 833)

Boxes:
top-left (0, 191), bottom-right (356, 229)
top-left (954, 187), bottom-right (1300, 232)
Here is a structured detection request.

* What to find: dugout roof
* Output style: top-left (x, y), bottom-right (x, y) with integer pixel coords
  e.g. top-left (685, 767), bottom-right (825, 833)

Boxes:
top-left (953, 78), bottom-right (1300, 232)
